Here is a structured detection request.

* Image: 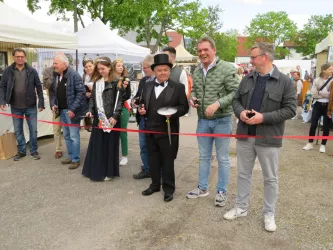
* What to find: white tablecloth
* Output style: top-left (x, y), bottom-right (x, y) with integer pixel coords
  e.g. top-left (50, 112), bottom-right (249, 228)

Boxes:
top-left (0, 95), bottom-right (54, 141)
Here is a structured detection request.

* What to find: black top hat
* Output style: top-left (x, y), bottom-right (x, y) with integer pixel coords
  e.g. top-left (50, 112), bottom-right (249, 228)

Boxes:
top-left (151, 54), bottom-right (173, 70)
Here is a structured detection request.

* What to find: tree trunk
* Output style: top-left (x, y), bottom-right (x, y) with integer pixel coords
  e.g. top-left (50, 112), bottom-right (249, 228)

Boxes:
top-left (152, 19), bottom-right (167, 53)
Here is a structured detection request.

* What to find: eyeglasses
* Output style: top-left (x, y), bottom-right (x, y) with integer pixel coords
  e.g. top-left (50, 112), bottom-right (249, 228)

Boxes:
top-left (250, 54), bottom-right (264, 60)
top-left (15, 56), bottom-right (25, 59)
top-left (143, 66), bottom-right (151, 70)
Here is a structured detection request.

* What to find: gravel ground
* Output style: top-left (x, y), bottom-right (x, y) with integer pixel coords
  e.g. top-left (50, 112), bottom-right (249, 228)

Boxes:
top-left (0, 110), bottom-right (332, 250)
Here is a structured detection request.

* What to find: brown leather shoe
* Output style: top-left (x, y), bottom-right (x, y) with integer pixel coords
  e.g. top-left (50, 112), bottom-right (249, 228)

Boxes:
top-left (69, 161), bottom-right (80, 170)
top-left (61, 158), bottom-right (72, 165)
top-left (55, 152), bottom-right (63, 159)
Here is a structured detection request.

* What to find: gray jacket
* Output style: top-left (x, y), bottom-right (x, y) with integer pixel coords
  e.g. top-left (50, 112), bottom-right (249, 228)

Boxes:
top-left (232, 67), bottom-right (296, 147)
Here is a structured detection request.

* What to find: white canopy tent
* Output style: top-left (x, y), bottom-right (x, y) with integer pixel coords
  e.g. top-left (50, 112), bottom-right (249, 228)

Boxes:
top-left (175, 44), bottom-right (197, 62)
top-left (0, 2), bottom-right (77, 49)
top-left (315, 32), bottom-right (333, 54)
top-left (37, 18), bottom-right (151, 74)
top-left (273, 60), bottom-right (312, 78)
top-left (76, 18), bottom-right (150, 59)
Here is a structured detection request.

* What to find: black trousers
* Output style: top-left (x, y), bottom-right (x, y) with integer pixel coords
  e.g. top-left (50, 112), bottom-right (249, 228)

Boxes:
top-left (309, 102), bottom-right (331, 145)
top-left (146, 134), bottom-right (177, 194)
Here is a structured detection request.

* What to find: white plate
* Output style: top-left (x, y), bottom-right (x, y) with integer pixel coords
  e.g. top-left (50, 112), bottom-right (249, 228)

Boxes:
top-left (157, 107), bottom-right (177, 116)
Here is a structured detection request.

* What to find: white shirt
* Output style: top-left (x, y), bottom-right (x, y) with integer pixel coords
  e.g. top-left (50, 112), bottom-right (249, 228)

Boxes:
top-left (154, 80), bottom-right (168, 98)
top-left (84, 74), bottom-right (94, 88)
top-left (200, 57), bottom-right (217, 78)
top-left (318, 86), bottom-right (329, 103)
top-left (295, 79), bottom-right (303, 95)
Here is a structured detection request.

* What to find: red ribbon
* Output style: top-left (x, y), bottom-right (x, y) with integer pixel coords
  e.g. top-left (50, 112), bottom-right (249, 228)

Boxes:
top-left (1, 111), bottom-right (332, 140)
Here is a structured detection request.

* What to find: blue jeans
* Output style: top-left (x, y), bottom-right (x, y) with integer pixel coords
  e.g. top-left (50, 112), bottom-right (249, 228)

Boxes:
top-left (11, 106), bottom-right (38, 154)
top-left (139, 116), bottom-right (149, 173)
top-left (197, 116), bottom-right (232, 193)
top-left (59, 109), bottom-right (81, 162)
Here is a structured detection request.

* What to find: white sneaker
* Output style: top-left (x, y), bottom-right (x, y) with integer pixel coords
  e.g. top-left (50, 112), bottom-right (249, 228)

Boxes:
top-left (119, 157), bottom-right (128, 166)
top-left (291, 116), bottom-right (298, 120)
top-left (319, 145), bottom-right (326, 153)
top-left (215, 191), bottom-right (227, 207)
top-left (223, 207), bottom-right (248, 220)
top-left (264, 215), bottom-right (277, 232)
top-left (184, 113), bottom-right (189, 117)
top-left (186, 187), bottom-right (209, 199)
top-left (302, 143), bottom-right (313, 150)
top-left (104, 176), bottom-right (113, 181)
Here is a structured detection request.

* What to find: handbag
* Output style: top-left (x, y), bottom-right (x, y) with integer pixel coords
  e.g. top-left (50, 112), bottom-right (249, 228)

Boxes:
top-left (0, 131), bottom-right (17, 160)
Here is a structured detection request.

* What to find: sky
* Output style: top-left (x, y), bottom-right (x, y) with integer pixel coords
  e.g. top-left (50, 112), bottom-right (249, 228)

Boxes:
top-left (3, 0), bottom-right (332, 34)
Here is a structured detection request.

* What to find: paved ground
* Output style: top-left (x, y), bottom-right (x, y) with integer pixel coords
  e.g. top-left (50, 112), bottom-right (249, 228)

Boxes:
top-left (1, 109), bottom-right (333, 250)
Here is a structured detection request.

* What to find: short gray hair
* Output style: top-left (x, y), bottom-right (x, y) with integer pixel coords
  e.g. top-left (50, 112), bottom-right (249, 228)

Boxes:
top-left (54, 54), bottom-right (69, 66)
top-left (142, 54), bottom-right (154, 66)
top-left (251, 42), bottom-right (275, 61)
top-left (197, 36), bottom-right (216, 49)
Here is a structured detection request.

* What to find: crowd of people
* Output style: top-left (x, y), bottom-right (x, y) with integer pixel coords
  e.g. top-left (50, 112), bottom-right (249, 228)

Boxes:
top-left (1, 36), bottom-right (333, 233)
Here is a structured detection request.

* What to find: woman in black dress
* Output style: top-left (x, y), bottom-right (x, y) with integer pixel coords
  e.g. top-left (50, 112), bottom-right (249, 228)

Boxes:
top-left (82, 57), bottom-right (124, 181)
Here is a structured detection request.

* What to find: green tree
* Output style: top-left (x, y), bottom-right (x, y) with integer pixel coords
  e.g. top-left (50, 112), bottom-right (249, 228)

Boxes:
top-left (212, 30), bottom-right (238, 62)
top-left (27, 0), bottom-right (222, 53)
top-left (245, 11), bottom-right (297, 56)
top-left (184, 4), bottom-right (223, 55)
top-left (294, 14), bottom-right (333, 58)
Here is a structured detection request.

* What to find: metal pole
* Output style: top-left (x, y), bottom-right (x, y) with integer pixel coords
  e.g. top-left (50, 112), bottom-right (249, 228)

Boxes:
top-left (73, 0), bottom-right (79, 71)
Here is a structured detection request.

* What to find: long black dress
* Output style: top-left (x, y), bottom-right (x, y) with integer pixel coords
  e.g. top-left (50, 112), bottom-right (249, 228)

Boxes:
top-left (82, 80), bottom-right (123, 181)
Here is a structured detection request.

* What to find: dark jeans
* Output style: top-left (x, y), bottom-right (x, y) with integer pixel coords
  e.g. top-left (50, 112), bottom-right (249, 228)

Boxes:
top-left (139, 117), bottom-right (149, 173)
top-left (309, 102), bottom-right (331, 145)
top-left (11, 106), bottom-right (38, 154)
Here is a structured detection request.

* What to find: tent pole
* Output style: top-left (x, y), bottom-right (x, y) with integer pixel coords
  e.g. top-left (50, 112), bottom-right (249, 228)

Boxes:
top-left (76, 50), bottom-right (78, 72)
top-left (73, 0), bottom-right (79, 71)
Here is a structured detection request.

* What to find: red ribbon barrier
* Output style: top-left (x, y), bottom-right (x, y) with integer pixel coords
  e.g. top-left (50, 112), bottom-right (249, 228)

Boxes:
top-left (1, 111), bottom-right (332, 140)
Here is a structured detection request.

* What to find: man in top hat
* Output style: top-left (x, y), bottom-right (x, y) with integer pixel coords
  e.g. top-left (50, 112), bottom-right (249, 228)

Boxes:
top-left (138, 54), bottom-right (189, 202)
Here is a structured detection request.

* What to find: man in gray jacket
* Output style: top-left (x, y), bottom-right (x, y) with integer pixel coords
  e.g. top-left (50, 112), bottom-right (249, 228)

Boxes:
top-left (223, 42), bottom-right (296, 232)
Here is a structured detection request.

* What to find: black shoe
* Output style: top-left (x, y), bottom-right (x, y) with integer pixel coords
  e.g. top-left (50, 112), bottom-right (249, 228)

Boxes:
top-left (164, 193), bottom-right (173, 202)
top-left (31, 152), bottom-right (40, 160)
top-left (133, 170), bottom-right (150, 180)
top-left (142, 187), bottom-right (160, 196)
top-left (14, 152), bottom-right (26, 161)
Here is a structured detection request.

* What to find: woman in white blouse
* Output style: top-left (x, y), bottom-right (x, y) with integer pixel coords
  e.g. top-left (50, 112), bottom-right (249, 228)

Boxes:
top-left (303, 63), bottom-right (333, 153)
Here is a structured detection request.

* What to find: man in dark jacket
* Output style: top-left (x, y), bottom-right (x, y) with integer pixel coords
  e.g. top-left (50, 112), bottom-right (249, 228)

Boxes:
top-left (132, 54), bottom-right (155, 180)
top-left (138, 54), bottom-right (189, 202)
top-left (51, 54), bottom-right (87, 170)
top-left (0, 48), bottom-right (44, 161)
top-left (223, 42), bottom-right (296, 232)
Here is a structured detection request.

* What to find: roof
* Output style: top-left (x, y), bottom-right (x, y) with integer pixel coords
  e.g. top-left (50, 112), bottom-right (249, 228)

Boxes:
top-left (166, 31), bottom-right (183, 48)
top-left (283, 41), bottom-right (296, 48)
top-left (236, 36), bottom-right (251, 57)
top-left (315, 32), bottom-right (333, 54)
top-left (122, 25), bottom-right (161, 47)
top-left (175, 44), bottom-right (197, 61)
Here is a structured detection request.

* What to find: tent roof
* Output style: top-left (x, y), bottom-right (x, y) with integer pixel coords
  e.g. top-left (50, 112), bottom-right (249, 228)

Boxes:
top-left (315, 32), bottom-right (333, 54)
top-left (0, 2), bottom-right (77, 49)
top-left (175, 44), bottom-right (197, 61)
top-left (76, 18), bottom-right (150, 59)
